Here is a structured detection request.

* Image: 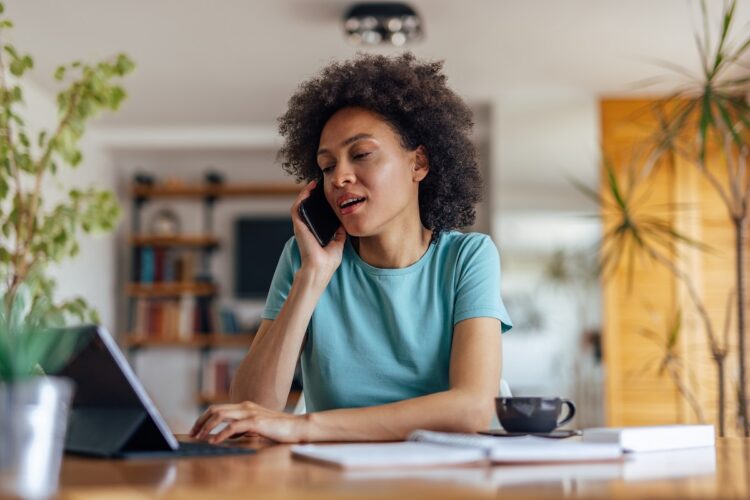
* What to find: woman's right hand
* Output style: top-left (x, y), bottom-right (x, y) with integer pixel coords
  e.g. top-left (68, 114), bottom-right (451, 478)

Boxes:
top-left (290, 179), bottom-right (347, 283)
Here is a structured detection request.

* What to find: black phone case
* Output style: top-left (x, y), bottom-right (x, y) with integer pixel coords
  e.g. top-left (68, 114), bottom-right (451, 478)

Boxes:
top-left (298, 183), bottom-right (340, 247)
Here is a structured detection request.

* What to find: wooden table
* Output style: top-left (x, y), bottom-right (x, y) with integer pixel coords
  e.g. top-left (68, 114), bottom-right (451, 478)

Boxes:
top-left (58, 437), bottom-right (750, 499)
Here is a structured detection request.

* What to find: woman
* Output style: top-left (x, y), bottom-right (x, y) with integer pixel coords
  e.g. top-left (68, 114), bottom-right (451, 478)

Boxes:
top-left (191, 53), bottom-right (512, 444)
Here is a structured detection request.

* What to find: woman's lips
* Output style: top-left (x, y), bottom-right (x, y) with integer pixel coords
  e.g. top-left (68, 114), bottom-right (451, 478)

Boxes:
top-left (340, 199), bottom-right (365, 215)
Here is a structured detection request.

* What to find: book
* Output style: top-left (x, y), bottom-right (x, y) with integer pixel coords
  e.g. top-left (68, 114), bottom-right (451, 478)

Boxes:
top-left (139, 247), bottom-right (155, 284)
top-left (290, 430), bottom-right (623, 469)
top-left (202, 351), bottom-right (245, 397)
top-left (342, 446), bottom-right (716, 487)
top-left (178, 294), bottom-right (195, 339)
top-left (581, 425), bottom-right (715, 453)
top-left (219, 309), bottom-right (240, 334)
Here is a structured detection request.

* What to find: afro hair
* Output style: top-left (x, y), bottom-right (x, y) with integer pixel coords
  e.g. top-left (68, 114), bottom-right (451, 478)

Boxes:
top-left (277, 52), bottom-right (482, 242)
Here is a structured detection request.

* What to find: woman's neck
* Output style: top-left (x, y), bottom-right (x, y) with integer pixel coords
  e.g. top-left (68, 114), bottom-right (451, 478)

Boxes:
top-left (352, 225), bottom-right (433, 269)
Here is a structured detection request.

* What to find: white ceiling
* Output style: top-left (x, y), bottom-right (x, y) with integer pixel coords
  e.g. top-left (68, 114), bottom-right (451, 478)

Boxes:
top-left (7, 0), bottom-right (750, 127)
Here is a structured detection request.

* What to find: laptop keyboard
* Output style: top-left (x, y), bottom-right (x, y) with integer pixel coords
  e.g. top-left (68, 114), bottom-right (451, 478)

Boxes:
top-left (176, 441), bottom-right (256, 456)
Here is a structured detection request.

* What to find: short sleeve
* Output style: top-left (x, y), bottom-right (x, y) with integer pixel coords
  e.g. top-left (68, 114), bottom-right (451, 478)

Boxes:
top-left (453, 234), bottom-right (513, 333)
top-left (261, 236), bottom-right (302, 320)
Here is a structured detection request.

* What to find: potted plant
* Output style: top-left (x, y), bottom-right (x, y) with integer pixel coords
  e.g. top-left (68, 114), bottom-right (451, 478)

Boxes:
top-left (582, 0), bottom-right (749, 436)
top-left (0, 2), bottom-right (133, 496)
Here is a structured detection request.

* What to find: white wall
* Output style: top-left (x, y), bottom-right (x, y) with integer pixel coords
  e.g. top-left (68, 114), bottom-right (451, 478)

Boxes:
top-left (489, 89), bottom-right (603, 425)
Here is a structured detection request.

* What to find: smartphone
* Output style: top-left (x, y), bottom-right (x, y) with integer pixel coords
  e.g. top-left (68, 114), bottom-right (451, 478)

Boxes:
top-left (298, 180), bottom-right (341, 247)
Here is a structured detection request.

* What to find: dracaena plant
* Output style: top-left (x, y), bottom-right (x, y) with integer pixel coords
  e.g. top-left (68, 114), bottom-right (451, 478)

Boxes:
top-left (579, 158), bottom-right (733, 435)
top-left (0, 1), bottom-right (134, 380)
top-left (579, 0), bottom-right (750, 437)
top-left (636, 0), bottom-right (750, 436)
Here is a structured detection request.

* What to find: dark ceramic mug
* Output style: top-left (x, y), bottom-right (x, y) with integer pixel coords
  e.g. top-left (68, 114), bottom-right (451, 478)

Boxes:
top-left (495, 397), bottom-right (576, 433)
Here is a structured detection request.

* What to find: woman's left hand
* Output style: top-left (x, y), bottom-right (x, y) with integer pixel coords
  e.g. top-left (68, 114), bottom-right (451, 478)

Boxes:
top-left (190, 401), bottom-right (309, 444)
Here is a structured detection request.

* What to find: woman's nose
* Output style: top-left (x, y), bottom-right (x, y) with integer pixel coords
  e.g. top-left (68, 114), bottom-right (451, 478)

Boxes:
top-left (331, 162), bottom-right (355, 187)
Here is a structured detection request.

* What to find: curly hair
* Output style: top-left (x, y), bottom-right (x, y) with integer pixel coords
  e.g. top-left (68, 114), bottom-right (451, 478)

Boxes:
top-left (277, 52), bottom-right (482, 243)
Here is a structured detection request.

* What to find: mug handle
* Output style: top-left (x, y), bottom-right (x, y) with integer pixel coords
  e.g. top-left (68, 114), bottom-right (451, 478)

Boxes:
top-left (557, 399), bottom-right (576, 427)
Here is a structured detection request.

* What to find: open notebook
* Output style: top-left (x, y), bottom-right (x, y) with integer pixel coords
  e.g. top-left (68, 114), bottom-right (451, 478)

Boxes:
top-left (291, 430), bottom-right (623, 469)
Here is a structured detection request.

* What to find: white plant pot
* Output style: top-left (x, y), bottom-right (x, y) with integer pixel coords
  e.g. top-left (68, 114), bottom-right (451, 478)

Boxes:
top-left (0, 376), bottom-right (74, 498)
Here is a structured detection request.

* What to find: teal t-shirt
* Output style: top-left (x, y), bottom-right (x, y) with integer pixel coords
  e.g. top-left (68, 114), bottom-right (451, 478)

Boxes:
top-left (261, 230), bottom-right (512, 412)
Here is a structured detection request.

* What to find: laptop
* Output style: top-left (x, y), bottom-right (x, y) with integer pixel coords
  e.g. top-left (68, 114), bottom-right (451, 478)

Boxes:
top-left (49, 325), bottom-right (255, 459)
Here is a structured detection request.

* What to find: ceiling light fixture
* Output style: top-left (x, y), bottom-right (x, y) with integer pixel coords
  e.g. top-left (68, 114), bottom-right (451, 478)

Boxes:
top-left (343, 2), bottom-right (423, 47)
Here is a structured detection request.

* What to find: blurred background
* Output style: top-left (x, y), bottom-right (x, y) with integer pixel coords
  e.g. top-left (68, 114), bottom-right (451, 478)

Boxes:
top-left (7, 0), bottom-right (749, 433)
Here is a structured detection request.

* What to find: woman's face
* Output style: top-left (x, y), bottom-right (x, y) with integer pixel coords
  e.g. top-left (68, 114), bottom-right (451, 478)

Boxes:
top-left (316, 107), bottom-right (427, 238)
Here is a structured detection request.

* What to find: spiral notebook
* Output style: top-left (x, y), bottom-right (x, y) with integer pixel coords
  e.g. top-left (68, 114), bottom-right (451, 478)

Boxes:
top-left (291, 430), bottom-right (623, 469)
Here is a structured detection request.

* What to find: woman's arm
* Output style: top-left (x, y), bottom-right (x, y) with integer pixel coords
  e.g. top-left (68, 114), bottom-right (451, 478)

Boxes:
top-left (228, 267), bottom-right (329, 410)
top-left (224, 179), bottom-right (346, 411)
top-left (304, 316), bottom-right (502, 441)
top-left (195, 316), bottom-right (502, 443)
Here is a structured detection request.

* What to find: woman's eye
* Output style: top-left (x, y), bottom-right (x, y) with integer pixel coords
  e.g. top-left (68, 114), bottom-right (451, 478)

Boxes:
top-left (353, 152), bottom-right (371, 160)
top-left (322, 166), bottom-right (334, 174)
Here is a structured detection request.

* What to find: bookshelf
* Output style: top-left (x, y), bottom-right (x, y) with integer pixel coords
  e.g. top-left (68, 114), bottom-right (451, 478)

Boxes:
top-left (124, 175), bottom-right (298, 410)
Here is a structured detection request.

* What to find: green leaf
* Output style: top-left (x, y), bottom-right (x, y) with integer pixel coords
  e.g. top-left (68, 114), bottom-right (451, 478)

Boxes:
top-left (115, 53), bottom-right (135, 75)
top-left (715, 96), bottom-right (743, 148)
top-left (604, 159), bottom-right (627, 210)
top-left (109, 86), bottom-right (126, 109)
top-left (4, 44), bottom-right (17, 59)
top-left (70, 149), bottom-right (82, 167)
top-left (54, 66), bottom-right (66, 81)
top-left (10, 112), bottom-right (24, 126)
top-left (699, 0), bottom-right (711, 77)
top-left (9, 59), bottom-right (24, 76)
top-left (710, 0), bottom-right (736, 78)
top-left (698, 90), bottom-right (714, 163)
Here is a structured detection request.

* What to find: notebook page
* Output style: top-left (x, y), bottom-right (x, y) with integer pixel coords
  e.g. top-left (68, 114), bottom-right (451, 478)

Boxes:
top-left (408, 430), bottom-right (623, 463)
top-left (291, 442), bottom-right (486, 469)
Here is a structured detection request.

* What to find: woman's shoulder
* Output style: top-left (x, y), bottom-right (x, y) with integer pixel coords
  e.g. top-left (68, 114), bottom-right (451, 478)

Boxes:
top-left (438, 230), bottom-right (496, 251)
top-left (437, 231), bottom-right (500, 268)
top-left (282, 235), bottom-right (303, 269)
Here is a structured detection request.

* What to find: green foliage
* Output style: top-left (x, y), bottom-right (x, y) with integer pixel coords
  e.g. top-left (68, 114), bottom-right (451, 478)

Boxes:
top-left (578, 161), bottom-right (712, 288)
top-left (641, 0), bottom-right (750, 216)
top-left (573, 0), bottom-right (748, 435)
top-left (0, 1), bottom-right (133, 380)
top-left (0, 279), bottom-right (91, 381)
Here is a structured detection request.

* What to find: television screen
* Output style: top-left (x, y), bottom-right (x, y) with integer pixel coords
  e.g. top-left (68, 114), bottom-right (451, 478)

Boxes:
top-left (234, 217), bottom-right (294, 298)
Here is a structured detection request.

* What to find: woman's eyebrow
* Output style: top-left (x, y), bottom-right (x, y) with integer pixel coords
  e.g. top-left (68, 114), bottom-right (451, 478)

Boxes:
top-left (317, 133), bottom-right (374, 156)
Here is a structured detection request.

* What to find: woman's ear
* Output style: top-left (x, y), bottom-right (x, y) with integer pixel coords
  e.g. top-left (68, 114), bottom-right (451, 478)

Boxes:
top-left (412, 145), bottom-right (430, 182)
